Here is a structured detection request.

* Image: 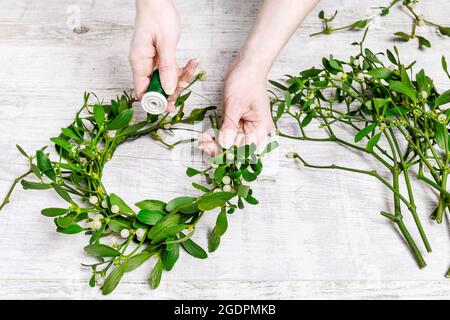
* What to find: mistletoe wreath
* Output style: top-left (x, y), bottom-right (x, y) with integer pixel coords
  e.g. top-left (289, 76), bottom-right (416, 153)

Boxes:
top-left (0, 74), bottom-right (278, 295)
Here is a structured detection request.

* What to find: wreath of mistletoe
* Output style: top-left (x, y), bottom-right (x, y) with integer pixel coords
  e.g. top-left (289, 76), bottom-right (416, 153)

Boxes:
top-left (1, 75), bottom-right (278, 295)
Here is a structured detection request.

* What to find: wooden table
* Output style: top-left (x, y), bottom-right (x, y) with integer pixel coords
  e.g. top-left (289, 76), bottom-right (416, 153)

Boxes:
top-left (0, 0), bottom-right (449, 299)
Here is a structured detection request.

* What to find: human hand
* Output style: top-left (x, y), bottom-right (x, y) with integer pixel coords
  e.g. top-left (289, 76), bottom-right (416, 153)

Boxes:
top-left (217, 60), bottom-right (274, 148)
top-left (130, 0), bottom-right (197, 111)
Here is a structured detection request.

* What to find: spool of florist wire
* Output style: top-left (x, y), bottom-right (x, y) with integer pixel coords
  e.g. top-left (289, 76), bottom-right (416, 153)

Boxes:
top-left (141, 69), bottom-right (168, 114)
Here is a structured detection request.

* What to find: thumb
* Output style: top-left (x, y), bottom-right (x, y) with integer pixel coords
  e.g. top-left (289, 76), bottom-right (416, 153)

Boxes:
top-left (218, 109), bottom-right (241, 148)
top-left (157, 44), bottom-right (178, 95)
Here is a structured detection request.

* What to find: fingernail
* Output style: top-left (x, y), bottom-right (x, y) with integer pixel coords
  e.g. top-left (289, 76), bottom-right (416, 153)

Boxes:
top-left (164, 87), bottom-right (175, 95)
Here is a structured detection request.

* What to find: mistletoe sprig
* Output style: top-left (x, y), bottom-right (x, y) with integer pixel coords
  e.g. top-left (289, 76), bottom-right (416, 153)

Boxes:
top-left (1, 76), bottom-right (278, 294)
top-left (310, 0), bottom-right (450, 48)
top-left (270, 30), bottom-right (450, 270)
top-left (309, 10), bottom-right (368, 37)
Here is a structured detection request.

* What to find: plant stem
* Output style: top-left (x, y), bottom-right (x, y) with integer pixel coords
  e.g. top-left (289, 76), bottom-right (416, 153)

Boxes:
top-left (0, 169), bottom-right (32, 212)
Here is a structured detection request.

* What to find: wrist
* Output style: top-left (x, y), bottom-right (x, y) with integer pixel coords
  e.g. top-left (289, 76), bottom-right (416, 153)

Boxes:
top-left (232, 47), bottom-right (272, 79)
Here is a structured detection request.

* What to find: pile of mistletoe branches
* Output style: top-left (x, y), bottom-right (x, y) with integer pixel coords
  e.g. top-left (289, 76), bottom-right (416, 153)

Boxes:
top-left (270, 29), bottom-right (449, 271)
top-left (1, 75), bottom-right (277, 294)
top-left (311, 0), bottom-right (450, 48)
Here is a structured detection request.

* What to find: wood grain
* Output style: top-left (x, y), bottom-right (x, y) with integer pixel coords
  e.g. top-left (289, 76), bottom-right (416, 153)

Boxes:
top-left (0, 0), bottom-right (449, 299)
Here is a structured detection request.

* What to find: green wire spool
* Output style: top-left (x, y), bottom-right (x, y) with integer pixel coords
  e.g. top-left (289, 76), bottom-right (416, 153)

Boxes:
top-left (141, 69), bottom-right (169, 114)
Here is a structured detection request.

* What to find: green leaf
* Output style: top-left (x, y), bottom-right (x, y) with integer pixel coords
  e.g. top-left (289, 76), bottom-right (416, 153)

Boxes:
top-left (394, 31), bottom-right (411, 41)
top-left (237, 185), bottom-right (250, 198)
top-left (149, 259), bottom-right (163, 289)
top-left (93, 104), bottom-right (105, 126)
top-left (61, 127), bottom-right (82, 142)
top-left (366, 132), bottom-right (381, 151)
top-left (147, 214), bottom-right (180, 239)
top-left (41, 208), bottom-right (70, 217)
top-left (269, 80), bottom-right (288, 91)
top-left (135, 199), bottom-right (166, 211)
top-left (351, 19), bottom-right (368, 29)
top-left (435, 89), bottom-right (450, 108)
top-left (208, 229), bottom-right (221, 253)
top-left (442, 56), bottom-right (450, 79)
top-left (21, 180), bottom-right (52, 190)
top-left (151, 224), bottom-right (187, 244)
top-left (36, 150), bottom-right (56, 181)
top-left (16, 144), bottom-right (29, 158)
top-left (110, 193), bottom-right (135, 214)
top-left (244, 194), bottom-right (259, 205)
top-left (439, 26), bottom-right (450, 37)
top-left (261, 141), bottom-right (279, 156)
top-left (50, 137), bottom-right (71, 151)
top-left (180, 237), bottom-right (208, 259)
top-left (119, 121), bottom-right (147, 136)
top-left (276, 102), bottom-right (285, 120)
top-left (368, 68), bottom-right (394, 79)
top-left (56, 213), bottom-right (76, 228)
top-left (161, 243), bottom-right (180, 271)
top-left (186, 167), bottom-right (201, 177)
top-left (389, 81), bottom-right (417, 101)
top-left (102, 264), bottom-right (126, 295)
top-left (123, 252), bottom-right (152, 272)
top-left (136, 209), bottom-right (165, 225)
top-left (214, 166), bottom-right (226, 184)
top-left (56, 224), bottom-right (84, 234)
top-left (215, 209), bottom-right (228, 237)
top-left (435, 122), bottom-right (448, 149)
top-left (198, 192), bottom-right (235, 211)
top-left (300, 112), bottom-right (313, 128)
top-left (165, 196), bottom-right (197, 213)
top-left (329, 59), bottom-right (342, 71)
top-left (106, 109), bottom-right (133, 130)
top-left (192, 183), bottom-right (210, 193)
top-left (108, 217), bottom-right (132, 233)
top-left (355, 123), bottom-right (377, 142)
top-left (89, 223), bottom-right (106, 244)
top-left (417, 35), bottom-right (431, 48)
top-left (84, 244), bottom-right (120, 258)
top-left (52, 183), bottom-right (73, 204)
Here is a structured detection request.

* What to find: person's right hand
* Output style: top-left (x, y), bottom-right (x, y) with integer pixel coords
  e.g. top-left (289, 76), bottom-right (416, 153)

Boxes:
top-left (129, 0), bottom-right (182, 108)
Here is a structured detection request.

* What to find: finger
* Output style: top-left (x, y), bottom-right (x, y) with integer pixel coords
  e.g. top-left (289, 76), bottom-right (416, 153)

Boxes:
top-left (156, 43), bottom-right (178, 95)
top-left (130, 59), bottom-right (154, 100)
top-left (243, 122), bottom-right (271, 146)
top-left (168, 58), bottom-right (199, 103)
top-left (218, 110), bottom-right (241, 148)
top-left (166, 102), bottom-right (176, 113)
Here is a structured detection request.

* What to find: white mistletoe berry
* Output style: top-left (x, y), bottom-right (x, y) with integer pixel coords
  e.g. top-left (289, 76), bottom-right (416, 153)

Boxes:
top-left (357, 73), bottom-right (365, 80)
top-left (71, 146), bottom-right (77, 153)
top-left (163, 123), bottom-right (171, 130)
top-left (223, 185), bottom-right (232, 192)
top-left (136, 228), bottom-right (146, 239)
top-left (156, 128), bottom-right (165, 137)
top-left (96, 276), bottom-right (105, 286)
top-left (222, 176), bottom-right (231, 185)
top-left (107, 130), bottom-right (116, 138)
top-left (213, 188), bottom-right (221, 193)
top-left (111, 205), bottom-right (120, 214)
top-left (438, 113), bottom-right (447, 124)
top-left (101, 200), bottom-right (108, 208)
top-left (310, 103), bottom-right (317, 110)
top-left (89, 195), bottom-right (98, 205)
top-left (93, 214), bottom-right (103, 221)
top-left (421, 90), bottom-right (428, 99)
top-left (211, 163), bottom-right (219, 169)
top-left (120, 229), bottom-right (130, 238)
top-left (79, 144), bottom-right (86, 150)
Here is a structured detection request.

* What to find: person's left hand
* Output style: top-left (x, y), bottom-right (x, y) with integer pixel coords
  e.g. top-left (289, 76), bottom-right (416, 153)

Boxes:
top-left (218, 60), bottom-right (274, 148)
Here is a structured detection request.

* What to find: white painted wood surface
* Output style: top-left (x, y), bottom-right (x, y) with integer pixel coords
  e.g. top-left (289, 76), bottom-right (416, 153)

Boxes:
top-left (0, 0), bottom-right (449, 299)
